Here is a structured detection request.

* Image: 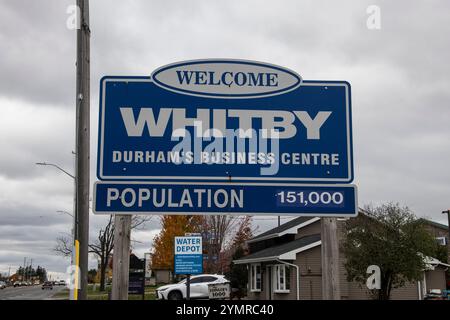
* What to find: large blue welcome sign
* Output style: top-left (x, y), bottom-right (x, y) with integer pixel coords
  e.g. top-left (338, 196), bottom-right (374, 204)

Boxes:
top-left (97, 59), bottom-right (353, 183)
top-left (94, 59), bottom-right (356, 217)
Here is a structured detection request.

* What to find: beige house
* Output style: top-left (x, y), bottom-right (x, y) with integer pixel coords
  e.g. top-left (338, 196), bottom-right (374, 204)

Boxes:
top-left (234, 216), bottom-right (449, 300)
top-left (153, 268), bottom-right (172, 285)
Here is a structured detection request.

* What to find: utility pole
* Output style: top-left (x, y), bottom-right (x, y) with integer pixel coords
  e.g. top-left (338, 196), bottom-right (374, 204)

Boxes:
top-left (75, 0), bottom-right (90, 300)
top-left (111, 215), bottom-right (132, 300)
top-left (29, 259), bottom-right (33, 282)
top-left (23, 258), bottom-right (26, 281)
top-left (72, 151), bottom-right (78, 242)
top-left (442, 210), bottom-right (450, 263)
top-left (321, 217), bottom-right (341, 300)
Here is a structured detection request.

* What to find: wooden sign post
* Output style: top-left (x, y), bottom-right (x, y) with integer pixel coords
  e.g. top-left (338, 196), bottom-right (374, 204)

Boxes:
top-left (111, 215), bottom-right (131, 300)
top-left (321, 217), bottom-right (341, 300)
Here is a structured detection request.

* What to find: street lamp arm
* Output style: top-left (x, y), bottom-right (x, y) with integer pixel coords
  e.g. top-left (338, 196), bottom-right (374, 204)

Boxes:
top-left (36, 162), bottom-right (75, 179)
top-left (57, 210), bottom-right (74, 218)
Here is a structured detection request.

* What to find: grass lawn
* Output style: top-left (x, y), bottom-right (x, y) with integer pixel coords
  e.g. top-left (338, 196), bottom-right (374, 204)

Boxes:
top-left (52, 284), bottom-right (157, 300)
top-left (52, 288), bottom-right (70, 299)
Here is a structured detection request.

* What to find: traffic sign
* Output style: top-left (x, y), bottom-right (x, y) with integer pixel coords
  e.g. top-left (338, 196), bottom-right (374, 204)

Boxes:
top-left (97, 59), bottom-right (353, 183)
top-left (174, 236), bottom-right (203, 275)
top-left (93, 181), bottom-right (357, 217)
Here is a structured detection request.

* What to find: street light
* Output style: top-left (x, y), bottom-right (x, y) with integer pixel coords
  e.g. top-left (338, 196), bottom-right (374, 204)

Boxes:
top-left (38, 159), bottom-right (79, 301)
top-left (36, 162), bottom-right (75, 179)
top-left (57, 211), bottom-right (77, 239)
top-left (57, 210), bottom-right (74, 218)
top-left (441, 210), bottom-right (450, 246)
top-left (36, 161), bottom-right (77, 237)
top-left (36, 160), bottom-right (78, 252)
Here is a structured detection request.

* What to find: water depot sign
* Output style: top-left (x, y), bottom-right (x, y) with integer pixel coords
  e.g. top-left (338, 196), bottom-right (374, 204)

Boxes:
top-left (174, 236), bottom-right (203, 275)
top-left (93, 59), bottom-right (357, 217)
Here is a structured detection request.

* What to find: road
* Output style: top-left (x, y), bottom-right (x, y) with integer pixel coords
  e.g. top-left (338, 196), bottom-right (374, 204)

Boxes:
top-left (0, 285), bottom-right (66, 300)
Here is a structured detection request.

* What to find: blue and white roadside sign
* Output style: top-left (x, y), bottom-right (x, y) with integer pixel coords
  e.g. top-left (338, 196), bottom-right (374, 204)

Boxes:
top-left (93, 181), bottom-right (358, 217)
top-left (174, 236), bottom-right (203, 275)
top-left (97, 59), bottom-right (353, 183)
top-left (94, 59), bottom-right (358, 217)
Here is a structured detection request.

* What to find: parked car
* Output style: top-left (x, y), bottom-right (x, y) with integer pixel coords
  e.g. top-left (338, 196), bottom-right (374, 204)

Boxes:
top-left (58, 280), bottom-right (66, 286)
top-left (424, 289), bottom-right (446, 300)
top-left (0, 281), bottom-right (6, 289)
top-left (13, 281), bottom-right (22, 287)
top-left (156, 274), bottom-right (229, 300)
top-left (42, 281), bottom-right (53, 290)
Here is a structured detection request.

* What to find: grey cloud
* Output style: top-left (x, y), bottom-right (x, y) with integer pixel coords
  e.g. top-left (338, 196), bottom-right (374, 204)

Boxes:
top-left (0, 0), bottom-right (75, 107)
top-left (1, 0), bottom-right (450, 274)
top-left (0, 101), bottom-right (76, 179)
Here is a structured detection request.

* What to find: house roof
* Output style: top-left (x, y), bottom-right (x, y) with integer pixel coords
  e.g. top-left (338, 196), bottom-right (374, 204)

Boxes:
top-left (419, 218), bottom-right (449, 231)
top-left (234, 234), bottom-right (321, 264)
top-left (247, 217), bottom-right (320, 243)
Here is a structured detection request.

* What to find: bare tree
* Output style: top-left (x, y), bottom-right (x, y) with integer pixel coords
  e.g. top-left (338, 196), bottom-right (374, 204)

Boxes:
top-left (89, 215), bottom-right (115, 291)
top-left (131, 215), bottom-right (151, 230)
top-left (54, 236), bottom-right (72, 257)
top-left (54, 215), bottom-right (151, 291)
top-left (202, 216), bottom-right (240, 273)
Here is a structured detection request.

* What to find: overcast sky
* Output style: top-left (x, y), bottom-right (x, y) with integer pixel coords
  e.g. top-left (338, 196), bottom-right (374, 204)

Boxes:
top-left (1, 0), bottom-right (450, 276)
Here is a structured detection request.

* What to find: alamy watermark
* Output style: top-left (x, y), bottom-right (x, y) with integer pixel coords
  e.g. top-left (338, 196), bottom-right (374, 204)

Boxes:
top-left (366, 5), bottom-right (381, 30)
top-left (66, 5), bottom-right (80, 30)
top-left (65, 264), bottom-right (81, 290)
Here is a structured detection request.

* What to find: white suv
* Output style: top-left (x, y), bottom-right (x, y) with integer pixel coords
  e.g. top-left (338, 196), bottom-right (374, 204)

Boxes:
top-left (156, 274), bottom-right (229, 300)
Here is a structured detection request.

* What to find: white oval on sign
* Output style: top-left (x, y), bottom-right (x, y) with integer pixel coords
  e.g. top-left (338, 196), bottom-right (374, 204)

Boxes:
top-left (151, 59), bottom-right (302, 98)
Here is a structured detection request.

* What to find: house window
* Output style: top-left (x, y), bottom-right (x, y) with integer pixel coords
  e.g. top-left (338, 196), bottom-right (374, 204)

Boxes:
top-left (436, 237), bottom-right (447, 246)
top-left (273, 265), bottom-right (290, 293)
top-left (250, 264), bottom-right (261, 292)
